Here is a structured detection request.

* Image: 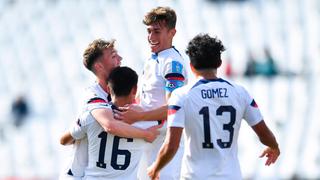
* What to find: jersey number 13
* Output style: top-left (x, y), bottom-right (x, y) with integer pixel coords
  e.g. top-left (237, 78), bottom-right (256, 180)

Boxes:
top-left (199, 105), bottom-right (236, 149)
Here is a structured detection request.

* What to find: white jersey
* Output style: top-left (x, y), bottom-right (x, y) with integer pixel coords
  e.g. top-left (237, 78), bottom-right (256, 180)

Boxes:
top-left (61, 82), bottom-right (110, 179)
top-left (137, 47), bottom-right (188, 128)
top-left (70, 103), bottom-right (145, 180)
top-left (137, 47), bottom-right (188, 180)
top-left (167, 78), bottom-right (263, 180)
top-left (83, 82), bottom-right (111, 105)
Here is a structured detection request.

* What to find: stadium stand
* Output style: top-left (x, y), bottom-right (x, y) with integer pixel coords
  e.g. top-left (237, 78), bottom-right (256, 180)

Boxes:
top-left (0, 0), bottom-right (319, 179)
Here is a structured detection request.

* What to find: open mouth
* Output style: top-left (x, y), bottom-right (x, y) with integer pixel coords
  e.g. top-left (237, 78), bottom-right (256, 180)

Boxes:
top-left (149, 41), bottom-right (159, 46)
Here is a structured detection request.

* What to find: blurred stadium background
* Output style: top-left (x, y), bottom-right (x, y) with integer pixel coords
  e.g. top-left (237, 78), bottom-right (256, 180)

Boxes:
top-left (0, 0), bottom-right (319, 179)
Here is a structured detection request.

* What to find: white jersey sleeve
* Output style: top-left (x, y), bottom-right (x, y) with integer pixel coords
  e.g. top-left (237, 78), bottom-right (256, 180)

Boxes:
top-left (239, 86), bottom-right (263, 126)
top-left (69, 119), bottom-right (86, 140)
top-left (161, 54), bottom-right (187, 93)
top-left (167, 88), bottom-right (187, 128)
top-left (69, 103), bottom-right (110, 140)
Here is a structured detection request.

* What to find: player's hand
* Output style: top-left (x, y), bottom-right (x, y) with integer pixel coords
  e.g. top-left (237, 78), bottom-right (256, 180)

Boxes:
top-left (144, 124), bottom-right (162, 143)
top-left (259, 147), bottom-right (280, 166)
top-left (114, 104), bottom-right (143, 124)
top-left (147, 163), bottom-right (160, 180)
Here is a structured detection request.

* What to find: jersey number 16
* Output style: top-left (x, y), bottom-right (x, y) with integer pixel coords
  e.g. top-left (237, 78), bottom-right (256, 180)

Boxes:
top-left (97, 132), bottom-right (132, 170)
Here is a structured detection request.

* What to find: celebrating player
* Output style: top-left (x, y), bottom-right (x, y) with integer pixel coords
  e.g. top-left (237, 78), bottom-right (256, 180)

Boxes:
top-left (59, 39), bottom-right (122, 180)
top-left (62, 66), bottom-right (160, 179)
top-left (147, 34), bottom-right (280, 180)
top-left (115, 6), bottom-right (188, 180)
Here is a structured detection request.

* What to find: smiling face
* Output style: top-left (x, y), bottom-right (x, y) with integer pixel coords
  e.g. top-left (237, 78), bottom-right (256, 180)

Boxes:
top-left (147, 21), bottom-right (176, 53)
top-left (97, 47), bottom-right (122, 79)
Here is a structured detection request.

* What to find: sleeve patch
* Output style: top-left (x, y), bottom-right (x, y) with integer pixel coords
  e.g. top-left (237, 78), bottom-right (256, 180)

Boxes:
top-left (171, 61), bottom-right (183, 74)
top-left (165, 80), bottom-right (184, 92)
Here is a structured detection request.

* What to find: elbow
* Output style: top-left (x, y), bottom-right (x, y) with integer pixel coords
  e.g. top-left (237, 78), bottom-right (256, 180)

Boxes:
top-left (60, 138), bottom-right (68, 145)
top-left (60, 133), bottom-right (74, 145)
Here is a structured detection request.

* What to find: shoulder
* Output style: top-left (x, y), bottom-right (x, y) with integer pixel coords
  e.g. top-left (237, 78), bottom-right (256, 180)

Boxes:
top-left (83, 84), bottom-right (100, 101)
top-left (211, 78), bottom-right (250, 96)
top-left (79, 103), bottom-right (112, 126)
top-left (83, 83), bottom-right (109, 105)
top-left (227, 81), bottom-right (250, 96)
top-left (220, 79), bottom-right (253, 104)
top-left (171, 85), bottom-right (191, 100)
top-left (158, 48), bottom-right (185, 63)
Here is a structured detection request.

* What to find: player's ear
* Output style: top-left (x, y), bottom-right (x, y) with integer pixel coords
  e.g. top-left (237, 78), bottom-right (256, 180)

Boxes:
top-left (106, 83), bottom-right (111, 94)
top-left (190, 63), bottom-right (196, 73)
top-left (93, 62), bottom-right (102, 72)
top-left (131, 85), bottom-right (137, 96)
top-left (217, 59), bottom-right (222, 68)
top-left (169, 28), bottom-right (176, 37)
top-left (130, 86), bottom-right (138, 103)
top-left (190, 63), bottom-right (201, 77)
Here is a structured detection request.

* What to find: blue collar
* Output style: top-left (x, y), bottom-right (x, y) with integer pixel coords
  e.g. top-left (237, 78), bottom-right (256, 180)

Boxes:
top-left (191, 78), bottom-right (233, 89)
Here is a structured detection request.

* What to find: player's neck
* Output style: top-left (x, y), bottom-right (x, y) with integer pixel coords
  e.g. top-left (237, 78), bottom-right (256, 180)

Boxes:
top-left (97, 78), bottom-right (109, 94)
top-left (195, 69), bottom-right (218, 80)
top-left (112, 97), bottom-right (132, 107)
top-left (154, 45), bottom-right (172, 54)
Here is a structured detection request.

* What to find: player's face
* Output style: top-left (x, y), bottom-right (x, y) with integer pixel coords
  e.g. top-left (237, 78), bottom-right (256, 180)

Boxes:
top-left (100, 48), bottom-right (122, 75)
top-left (147, 21), bottom-right (176, 53)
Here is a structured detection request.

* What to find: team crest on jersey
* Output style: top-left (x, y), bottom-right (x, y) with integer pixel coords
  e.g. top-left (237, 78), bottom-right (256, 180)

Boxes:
top-left (168, 105), bottom-right (181, 115)
top-left (250, 99), bottom-right (258, 108)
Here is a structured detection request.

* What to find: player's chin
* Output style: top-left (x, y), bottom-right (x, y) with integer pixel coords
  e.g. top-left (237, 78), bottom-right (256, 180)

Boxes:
top-left (150, 45), bottom-right (159, 53)
top-left (150, 47), bottom-right (157, 53)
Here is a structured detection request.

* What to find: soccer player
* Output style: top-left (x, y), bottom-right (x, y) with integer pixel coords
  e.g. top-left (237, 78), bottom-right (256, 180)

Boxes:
top-left (147, 34), bottom-right (280, 180)
top-left (115, 6), bottom-right (188, 180)
top-left (64, 66), bottom-right (160, 179)
top-left (59, 39), bottom-right (122, 179)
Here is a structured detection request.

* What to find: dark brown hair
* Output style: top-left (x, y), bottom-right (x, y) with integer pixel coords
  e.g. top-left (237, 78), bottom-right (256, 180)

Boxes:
top-left (143, 6), bottom-right (176, 29)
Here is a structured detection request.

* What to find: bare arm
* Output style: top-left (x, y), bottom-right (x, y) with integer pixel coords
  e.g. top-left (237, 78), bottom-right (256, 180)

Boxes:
top-left (92, 108), bottom-right (159, 142)
top-left (252, 120), bottom-right (280, 165)
top-left (116, 104), bottom-right (168, 124)
top-left (60, 132), bottom-right (75, 145)
top-left (115, 84), bottom-right (176, 124)
top-left (139, 105), bottom-right (168, 121)
top-left (147, 127), bottom-right (183, 179)
top-left (139, 89), bottom-right (172, 121)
